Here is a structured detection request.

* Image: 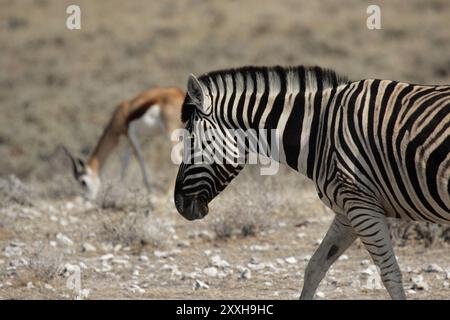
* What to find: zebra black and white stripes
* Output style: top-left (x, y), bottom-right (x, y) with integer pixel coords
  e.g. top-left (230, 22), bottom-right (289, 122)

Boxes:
top-left (174, 65), bottom-right (450, 299)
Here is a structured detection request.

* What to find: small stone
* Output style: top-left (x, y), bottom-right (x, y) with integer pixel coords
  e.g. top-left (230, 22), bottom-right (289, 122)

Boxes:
top-left (100, 254), bottom-right (114, 261)
top-left (26, 282), bottom-right (34, 289)
top-left (338, 255), bottom-right (349, 261)
top-left (411, 275), bottom-right (429, 291)
top-left (424, 263), bottom-right (443, 273)
top-left (82, 243), bottom-right (96, 252)
top-left (360, 259), bottom-right (370, 266)
top-left (139, 255), bottom-right (149, 262)
top-left (407, 289), bottom-right (416, 295)
top-left (154, 250), bottom-right (170, 258)
top-left (249, 244), bottom-right (269, 252)
top-left (101, 263), bottom-right (112, 272)
top-left (316, 291), bottom-right (325, 298)
top-left (183, 272), bottom-right (199, 279)
top-left (112, 258), bottom-right (129, 265)
top-left (77, 288), bottom-right (90, 300)
top-left (193, 279), bottom-right (209, 290)
top-left (161, 264), bottom-right (178, 272)
top-left (361, 265), bottom-right (377, 276)
top-left (211, 255), bottom-right (230, 268)
top-left (60, 263), bottom-right (80, 277)
top-left (296, 233), bottom-right (306, 239)
top-left (4, 245), bottom-right (23, 257)
top-left (177, 240), bottom-right (191, 248)
top-left (302, 255), bottom-right (311, 262)
top-left (285, 257), bottom-right (297, 264)
top-left (240, 268), bottom-right (252, 280)
top-left (203, 267), bottom-right (218, 277)
top-left (129, 285), bottom-right (145, 294)
top-left (198, 230), bottom-right (214, 241)
top-left (44, 283), bottom-right (54, 291)
top-left (446, 269), bottom-right (450, 280)
top-left (248, 262), bottom-right (265, 271)
top-left (65, 202), bottom-right (75, 210)
top-left (56, 233), bottom-right (73, 246)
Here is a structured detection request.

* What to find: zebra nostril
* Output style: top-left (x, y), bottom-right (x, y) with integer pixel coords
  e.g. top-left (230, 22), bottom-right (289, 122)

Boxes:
top-left (174, 192), bottom-right (208, 221)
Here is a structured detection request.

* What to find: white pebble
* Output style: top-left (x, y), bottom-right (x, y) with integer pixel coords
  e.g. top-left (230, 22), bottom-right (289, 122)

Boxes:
top-left (203, 267), bottom-right (218, 278)
top-left (240, 268), bottom-right (252, 280)
top-left (193, 279), bottom-right (209, 290)
top-left (211, 255), bottom-right (230, 268)
top-left (424, 263), bottom-right (443, 273)
top-left (316, 291), bottom-right (325, 298)
top-left (82, 243), bottom-right (96, 252)
top-left (56, 233), bottom-right (73, 246)
top-left (285, 257), bottom-right (297, 264)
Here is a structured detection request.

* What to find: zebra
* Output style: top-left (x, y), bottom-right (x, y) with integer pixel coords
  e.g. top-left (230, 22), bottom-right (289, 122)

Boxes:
top-left (174, 65), bottom-right (450, 299)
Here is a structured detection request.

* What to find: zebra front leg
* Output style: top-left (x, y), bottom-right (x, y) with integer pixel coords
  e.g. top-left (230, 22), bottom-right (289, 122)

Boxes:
top-left (348, 208), bottom-right (406, 300)
top-left (300, 214), bottom-right (356, 299)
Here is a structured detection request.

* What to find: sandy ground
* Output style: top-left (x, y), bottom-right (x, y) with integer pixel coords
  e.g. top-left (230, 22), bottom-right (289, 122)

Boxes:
top-left (1, 0), bottom-right (450, 299)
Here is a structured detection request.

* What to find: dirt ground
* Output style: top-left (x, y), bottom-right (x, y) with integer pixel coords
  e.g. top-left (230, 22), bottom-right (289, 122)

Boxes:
top-left (1, 0), bottom-right (450, 299)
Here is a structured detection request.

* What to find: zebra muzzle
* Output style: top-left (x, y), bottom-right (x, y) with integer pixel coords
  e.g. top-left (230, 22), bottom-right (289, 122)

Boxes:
top-left (174, 192), bottom-right (209, 221)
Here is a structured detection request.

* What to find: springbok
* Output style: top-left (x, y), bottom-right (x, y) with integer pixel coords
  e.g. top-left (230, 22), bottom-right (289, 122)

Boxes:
top-left (63, 87), bottom-right (185, 200)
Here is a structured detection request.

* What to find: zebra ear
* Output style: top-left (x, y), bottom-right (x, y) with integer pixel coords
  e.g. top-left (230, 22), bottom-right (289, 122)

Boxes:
top-left (187, 74), bottom-right (205, 109)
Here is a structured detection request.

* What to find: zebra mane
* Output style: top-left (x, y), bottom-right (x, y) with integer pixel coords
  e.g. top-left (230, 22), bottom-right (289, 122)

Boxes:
top-left (198, 65), bottom-right (349, 93)
top-left (182, 66), bottom-right (349, 122)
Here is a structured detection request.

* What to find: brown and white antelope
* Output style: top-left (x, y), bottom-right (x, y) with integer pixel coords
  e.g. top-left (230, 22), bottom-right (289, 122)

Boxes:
top-left (63, 87), bottom-right (185, 200)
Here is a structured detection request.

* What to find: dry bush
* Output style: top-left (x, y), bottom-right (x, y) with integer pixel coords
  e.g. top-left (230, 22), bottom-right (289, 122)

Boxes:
top-left (101, 211), bottom-right (166, 248)
top-left (16, 245), bottom-right (64, 286)
top-left (209, 168), bottom-right (290, 240)
top-left (389, 219), bottom-right (450, 248)
top-left (0, 175), bottom-right (35, 207)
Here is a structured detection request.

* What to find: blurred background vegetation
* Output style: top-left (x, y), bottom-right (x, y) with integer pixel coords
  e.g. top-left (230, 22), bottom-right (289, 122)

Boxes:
top-left (1, 0), bottom-right (449, 183)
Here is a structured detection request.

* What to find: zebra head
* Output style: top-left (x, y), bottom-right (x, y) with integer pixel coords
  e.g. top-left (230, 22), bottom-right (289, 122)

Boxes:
top-left (174, 74), bottom-right (245, 221)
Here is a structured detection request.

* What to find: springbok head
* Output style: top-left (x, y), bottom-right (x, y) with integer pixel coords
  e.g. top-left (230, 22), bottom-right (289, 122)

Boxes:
top-left (60, 145), bottom-right (100, 200)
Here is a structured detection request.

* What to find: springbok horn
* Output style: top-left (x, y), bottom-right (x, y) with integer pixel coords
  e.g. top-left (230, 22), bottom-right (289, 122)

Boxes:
top-left (59, 144), bottom-right (81, 179)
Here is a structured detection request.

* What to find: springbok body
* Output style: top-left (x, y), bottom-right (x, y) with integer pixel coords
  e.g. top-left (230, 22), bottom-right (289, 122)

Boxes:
top-left (174, 66), bottom-right (450, 299)
top-left (64, 87), bottom-right (185, 200)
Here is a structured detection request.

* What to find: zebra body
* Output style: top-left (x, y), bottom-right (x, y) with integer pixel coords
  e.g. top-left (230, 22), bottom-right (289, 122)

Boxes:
top-left (175, 66), bottom-right (450, 299)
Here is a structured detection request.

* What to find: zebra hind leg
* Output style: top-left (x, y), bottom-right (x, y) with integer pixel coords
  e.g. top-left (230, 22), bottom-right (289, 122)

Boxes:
top-left (348, 207), bottom-right (406, 300)
top-left (300, 214), bottom-right (356, 300)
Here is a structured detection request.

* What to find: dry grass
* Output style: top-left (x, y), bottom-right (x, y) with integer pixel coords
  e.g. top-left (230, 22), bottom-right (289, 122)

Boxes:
top-left (209, 168), bottom-right (302, 240)
top-left (0, 175), bottom-right (35, 207)
top-left (389, 219), bottom-right (450, 248)
top-left (14, 245), bottom-right (64, 287)
top-left (101, 211), bottom-right (166, 248)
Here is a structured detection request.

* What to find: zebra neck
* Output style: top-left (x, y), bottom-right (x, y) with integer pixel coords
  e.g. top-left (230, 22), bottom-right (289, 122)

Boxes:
top-left (251, 87), bottom-right (338, 178)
